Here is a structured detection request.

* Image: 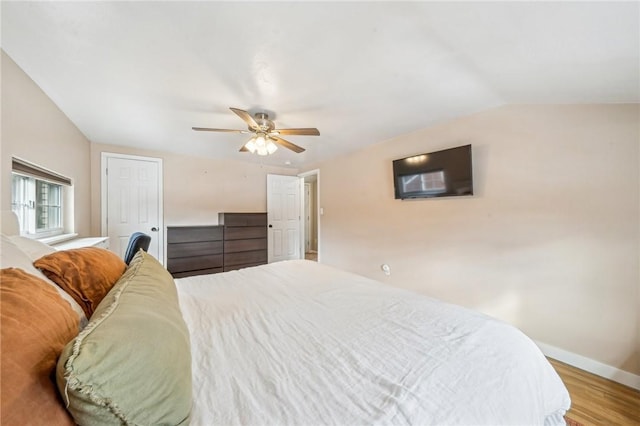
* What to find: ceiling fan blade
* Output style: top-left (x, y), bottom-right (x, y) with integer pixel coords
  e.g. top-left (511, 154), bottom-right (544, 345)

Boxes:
top-left (230, 107), bottom-right (259, 130)
top-left (192, 127), bottom-right (247, 133)
top-left (274, 128), bottom-right (320, 136)
top-left (270, 136), bottom-right (305, 153)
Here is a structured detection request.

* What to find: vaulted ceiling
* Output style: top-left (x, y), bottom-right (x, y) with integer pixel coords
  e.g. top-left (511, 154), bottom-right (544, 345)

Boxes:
top-left (2, 2), bottom-right (638, 168)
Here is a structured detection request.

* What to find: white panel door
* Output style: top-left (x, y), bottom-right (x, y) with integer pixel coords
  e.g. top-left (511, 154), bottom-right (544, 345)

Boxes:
top-left (267, 174), bottom-right (301, 263)
top-left (103, 155), bottom-right (163, 263)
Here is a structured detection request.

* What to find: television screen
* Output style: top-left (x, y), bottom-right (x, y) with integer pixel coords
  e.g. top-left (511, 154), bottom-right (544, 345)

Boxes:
top-left (393, 144), bottom-right (473, 199)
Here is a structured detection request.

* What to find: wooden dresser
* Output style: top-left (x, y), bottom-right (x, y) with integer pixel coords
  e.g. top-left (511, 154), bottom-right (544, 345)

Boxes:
top-left (218, 213), bottom-right (268, 272)
top-left (166, 225), bottom-right (224, 278)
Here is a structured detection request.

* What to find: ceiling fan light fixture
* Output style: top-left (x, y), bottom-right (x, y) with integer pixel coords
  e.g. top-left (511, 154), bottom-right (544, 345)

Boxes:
top-left (266, 139), bottom-right (278, 154)
top-left (251, 134), bottom-right (277, 156)
top-left (244, 137), bottom-right (257, 153)
top-left (255, 135), bottom-right (267, 155)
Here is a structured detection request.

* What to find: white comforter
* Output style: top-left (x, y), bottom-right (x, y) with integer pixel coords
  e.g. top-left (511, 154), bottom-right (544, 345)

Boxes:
top-left (176, 260), bottom-right (570, 426)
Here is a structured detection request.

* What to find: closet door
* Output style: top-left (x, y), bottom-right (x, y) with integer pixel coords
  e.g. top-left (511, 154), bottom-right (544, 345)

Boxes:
top-left (102, 153), bottom-right (163, 264)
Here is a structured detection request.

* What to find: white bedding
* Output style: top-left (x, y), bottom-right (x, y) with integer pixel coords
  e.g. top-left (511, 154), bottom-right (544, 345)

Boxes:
top-left (176, 260), bottom-right (570, 426)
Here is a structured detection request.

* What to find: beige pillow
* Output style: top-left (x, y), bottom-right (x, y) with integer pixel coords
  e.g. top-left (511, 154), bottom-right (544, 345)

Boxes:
top-left (1, 268), bottom-right (79, 426)
top-left (8, 234), bottom-right (56, 260)
top-left (1, 234), bottom-right (53, 279)
top-left (35, 247), bottom-right (127, 318)
top-left (57, 250), bottom-right (192, 425)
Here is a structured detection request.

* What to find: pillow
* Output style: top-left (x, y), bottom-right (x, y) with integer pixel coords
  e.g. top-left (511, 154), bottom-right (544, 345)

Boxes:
top-left (8, 234), bottom-right (56, 260)
top-left (34, 247), bottom-right (127, 318)
top-left (1, 268), bottom-right (79, 426)
top-left (1, 234), bottom-right (87, 327)
top-left (1, 234), bottom-right (52, 278)
top-left (56, 250), bottom-right (192, 425)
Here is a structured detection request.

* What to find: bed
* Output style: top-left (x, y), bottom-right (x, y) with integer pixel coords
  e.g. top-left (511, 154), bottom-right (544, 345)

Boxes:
top-left (1, 212), bottom-right (570, 426)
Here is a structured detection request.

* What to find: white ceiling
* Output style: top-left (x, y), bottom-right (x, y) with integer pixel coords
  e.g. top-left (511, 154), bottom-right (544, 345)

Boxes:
top-left (2, 2), bottom-right (638, 169)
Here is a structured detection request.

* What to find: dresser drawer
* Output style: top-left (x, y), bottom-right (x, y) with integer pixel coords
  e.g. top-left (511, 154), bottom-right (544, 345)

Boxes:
top-left (167, 226), bottom-right (223, 243)
top-left (224, 250), bottom-right (267, 266)
top-left (224, 226), bottom-right (267, 240)
top-left (167, 254), bottom-right (223, 273)
top-left (224, 238), bottom-right (267, 254)
top-left (218, 213), bottom-right (267, 227)
top-left (167, 241), bottom-right (223, 258)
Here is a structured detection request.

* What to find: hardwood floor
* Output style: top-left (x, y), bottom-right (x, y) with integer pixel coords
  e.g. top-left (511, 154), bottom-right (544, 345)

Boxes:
top-left (548, 358), bottom-right (640, 425)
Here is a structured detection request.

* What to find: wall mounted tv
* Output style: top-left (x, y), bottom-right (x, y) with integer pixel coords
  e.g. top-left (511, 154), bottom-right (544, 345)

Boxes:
top-left (393, 144), bottom-right (473, 200)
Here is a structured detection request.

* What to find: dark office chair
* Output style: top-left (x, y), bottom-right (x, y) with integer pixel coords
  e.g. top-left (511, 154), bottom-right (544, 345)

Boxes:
top-left (123, 232), bottom-right (151, 265)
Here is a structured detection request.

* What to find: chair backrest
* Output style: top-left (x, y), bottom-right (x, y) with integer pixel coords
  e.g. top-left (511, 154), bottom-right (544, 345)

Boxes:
top-left (123, 232), bottom-right (151, 265)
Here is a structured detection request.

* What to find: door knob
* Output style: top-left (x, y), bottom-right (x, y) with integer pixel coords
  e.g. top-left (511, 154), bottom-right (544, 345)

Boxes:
top-left (151, 227), bottom-right (159, 232)
top-left (268, 224), bottom-right (273, 228)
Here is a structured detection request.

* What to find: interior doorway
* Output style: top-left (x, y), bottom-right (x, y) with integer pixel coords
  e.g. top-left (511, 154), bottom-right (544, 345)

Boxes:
top-left (299, 170), bottom-right (320, 262)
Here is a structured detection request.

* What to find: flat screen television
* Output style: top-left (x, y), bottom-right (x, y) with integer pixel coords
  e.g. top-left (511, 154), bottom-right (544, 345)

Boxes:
top-left (393, 144), bottom-right (473, 199)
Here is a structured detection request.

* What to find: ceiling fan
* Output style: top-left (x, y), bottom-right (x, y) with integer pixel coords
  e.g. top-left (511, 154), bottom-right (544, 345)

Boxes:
top-left (193, 107), bottom-right (320, 155)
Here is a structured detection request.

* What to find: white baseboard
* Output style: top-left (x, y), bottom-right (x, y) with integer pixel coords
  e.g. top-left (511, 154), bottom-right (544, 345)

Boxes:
top-left (536, 340), bottom-right (640, 391)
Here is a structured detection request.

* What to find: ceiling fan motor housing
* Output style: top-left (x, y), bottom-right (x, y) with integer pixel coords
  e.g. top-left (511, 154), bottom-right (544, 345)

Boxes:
top-left (253, 112), bottom-right (275, 132)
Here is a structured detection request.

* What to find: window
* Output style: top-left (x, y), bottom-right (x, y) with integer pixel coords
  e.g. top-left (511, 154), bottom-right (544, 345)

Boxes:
top-left (11, 158), bottom-right (71, 238)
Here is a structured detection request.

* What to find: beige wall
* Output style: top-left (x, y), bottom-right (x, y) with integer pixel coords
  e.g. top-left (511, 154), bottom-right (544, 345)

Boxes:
top-left (89, 143), bottom-right (297, 234)
top-left (1, 51), bottom-right (91, 235)
top-left (315, 104), bottom-right (640, 375)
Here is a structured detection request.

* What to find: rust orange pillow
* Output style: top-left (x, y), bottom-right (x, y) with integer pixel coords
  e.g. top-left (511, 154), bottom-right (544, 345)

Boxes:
top-left (1, 268), bottom-right (79, 426)
top-left (35, 247), bottom-right (127, 318)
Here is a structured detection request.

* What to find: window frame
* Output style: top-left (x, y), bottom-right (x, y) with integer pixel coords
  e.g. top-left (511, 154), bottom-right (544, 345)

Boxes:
top-left (10, 157), bottom-right (72, 239)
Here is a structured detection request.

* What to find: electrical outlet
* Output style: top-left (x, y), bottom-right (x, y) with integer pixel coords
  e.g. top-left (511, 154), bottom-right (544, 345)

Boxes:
top-left (381, 264), bottom-right (391, 276)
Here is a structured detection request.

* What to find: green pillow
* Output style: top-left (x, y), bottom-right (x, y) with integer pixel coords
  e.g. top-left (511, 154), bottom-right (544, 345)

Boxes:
top-left (56, 251), bottom-right (192, 425)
